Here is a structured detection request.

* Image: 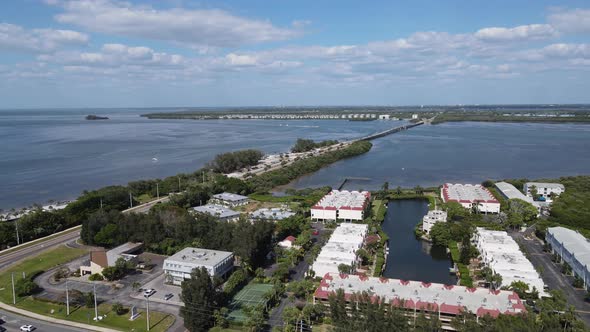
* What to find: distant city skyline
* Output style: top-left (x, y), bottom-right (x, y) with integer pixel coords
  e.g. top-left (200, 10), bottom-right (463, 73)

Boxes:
top-left (2, 0), bottom-right (590, 108)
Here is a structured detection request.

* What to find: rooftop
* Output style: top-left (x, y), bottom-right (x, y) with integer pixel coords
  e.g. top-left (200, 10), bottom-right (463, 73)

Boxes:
top-left (475, 228), bottom-right (545, 292)
top-left (106, 242), bottom-right (142, 266)
top-left (212, 192), bottom-right (249, 202)
top-left (315, 273), bottom-right (526, 318)
top-left (442, 184), bottom-right (498, 204)
top-left (525, 182), bottom-right (565, 190)
top-left (495, 182), bottom-right (535, 205)
top-left (312, 223), bottom-right (368, 276)
top-left (166, 247), bottom-right (233, 267)
top-left (250, 208), bottom-right (295, 220)
top-left (548, 227), bottom-right (590, 268)
top-left (312, 190), bottom-right (370, 211)
top-left (191, 204), bottom-right (240, 219)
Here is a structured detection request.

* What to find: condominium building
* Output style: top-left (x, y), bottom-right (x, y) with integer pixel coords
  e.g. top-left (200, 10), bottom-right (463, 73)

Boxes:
top-left (474, 228), bottom-right (545, 293)
top-left (311, 190), bottom-right (371, 222)
top-left (311, 223), bottom-right (368, 277)
top-left (314, 273), bottom-right (526, 330)
top-left (524, 182), bottom-right (565, 202)
top-left (164, 247), bottom-right (234, 285)
top-left (441, 184), bottom-right (500, 214)
top-left (422, 210), bottom-right (448, 235)
top-left (546, 227), bottom-right (590, 289)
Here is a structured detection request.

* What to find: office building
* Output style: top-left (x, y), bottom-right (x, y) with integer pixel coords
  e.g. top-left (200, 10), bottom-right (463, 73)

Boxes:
top-left (164, 247), bottom-right (234, 285)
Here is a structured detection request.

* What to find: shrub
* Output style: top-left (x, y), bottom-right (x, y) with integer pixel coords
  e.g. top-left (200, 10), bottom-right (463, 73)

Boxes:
top-left (112, 302), bottom-right (126, 315)
top-left (88, 273), bottom-right (104, 281)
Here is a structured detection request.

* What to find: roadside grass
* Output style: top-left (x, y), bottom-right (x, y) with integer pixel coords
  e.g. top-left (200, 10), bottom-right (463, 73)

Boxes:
top-left (136, 194), bottom-right (154, 204)
top-left (0, 226), bottom-right (81, 257)
top-left (0, 246), bottom-right (175, 332)
top-left (17, 299), bottom-right (174, 332)
top-left (0, 246), bottom-right (87, 303)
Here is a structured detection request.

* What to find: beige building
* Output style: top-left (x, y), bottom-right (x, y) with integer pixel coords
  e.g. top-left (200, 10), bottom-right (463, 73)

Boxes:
top-left (80, 242), bottom-right (143, 276)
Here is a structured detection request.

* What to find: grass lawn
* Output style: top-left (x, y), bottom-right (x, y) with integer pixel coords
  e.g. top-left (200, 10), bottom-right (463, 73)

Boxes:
top-left (0, 246), bottom-right (87, 303)
top-left (136, 194), bottom-right (155, 204)
top-left (0, 226), bottom-right (81, 257)
top-left (0, 246), bottom-right (175, 332)
top-left (18, 298), bottom-right (174, 332)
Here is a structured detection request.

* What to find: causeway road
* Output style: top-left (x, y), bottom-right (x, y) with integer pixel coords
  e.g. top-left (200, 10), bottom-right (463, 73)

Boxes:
top-left (0, 228), bottom-right (81, 271)
top-left (0, 308), bottom-right (88, 332)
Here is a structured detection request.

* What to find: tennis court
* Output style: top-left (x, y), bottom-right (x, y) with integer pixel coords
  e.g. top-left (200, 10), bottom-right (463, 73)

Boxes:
top-left (227, 283), bottom-right (273, 322)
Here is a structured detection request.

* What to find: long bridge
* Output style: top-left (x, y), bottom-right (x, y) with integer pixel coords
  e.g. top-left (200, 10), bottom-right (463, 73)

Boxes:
top-left (353, 121), bottom-right (424, 142)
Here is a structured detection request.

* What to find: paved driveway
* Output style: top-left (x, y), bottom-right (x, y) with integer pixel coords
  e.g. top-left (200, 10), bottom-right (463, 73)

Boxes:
top-left (510, 231), bottom-right (590, 326)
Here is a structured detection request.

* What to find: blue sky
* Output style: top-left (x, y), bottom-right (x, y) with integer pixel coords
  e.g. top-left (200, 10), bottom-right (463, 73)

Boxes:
top-left (1, 0), bottom-right (590, 108)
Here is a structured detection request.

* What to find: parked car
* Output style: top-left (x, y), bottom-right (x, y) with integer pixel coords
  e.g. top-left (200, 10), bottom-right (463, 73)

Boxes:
top-left (164, 293), bottom-right (174, 300)
top-left (143, 289), bottom-right (156, 297)
top-left (312, 229), bottom-right (319, 235)
top-left (20, 325), bottom-right (35, 332)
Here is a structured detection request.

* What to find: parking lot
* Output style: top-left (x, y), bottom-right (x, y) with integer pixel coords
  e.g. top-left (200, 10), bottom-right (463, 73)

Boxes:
top-left (131, 273), bottom-right (183, 306)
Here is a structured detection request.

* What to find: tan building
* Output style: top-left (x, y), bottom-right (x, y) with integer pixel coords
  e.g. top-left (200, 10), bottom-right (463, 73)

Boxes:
top-left (80, 242), bottom-right (143, 276)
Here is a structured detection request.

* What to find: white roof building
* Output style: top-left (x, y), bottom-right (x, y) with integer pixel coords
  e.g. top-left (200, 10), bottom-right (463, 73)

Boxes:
top-left (314, 273), bottom-right (526, 324)
top-left (546, 227), bottom-right (590, 289)
top-left (311, 223), bottom-right (368, 277)
top-left (441, 184), bottom-right (500, 214)
top-left (211, 192), bottom-right (249, 207)
top-left (191, 204), bottom-right (240, 222)
top-left (311, 190), bottom-right (371, 221)
top-left (474, 228), bottom-right (545, 294)
top-left (422, 210), bottom-right (448, 235)
top-left (164, 247), bottom-right (234, 285)
top-left (524, 182), bottom-right (565, 202)
top-left (250, 208), bottom-right (295, 221)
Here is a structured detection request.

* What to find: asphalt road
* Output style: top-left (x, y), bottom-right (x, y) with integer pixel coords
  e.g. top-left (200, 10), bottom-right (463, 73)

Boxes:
top-left (510, 231), bottom-right (590, 326)
top-left (0, 309), bottom-right (88, 332)
top-left (0, 230), bottom-right (81, 270)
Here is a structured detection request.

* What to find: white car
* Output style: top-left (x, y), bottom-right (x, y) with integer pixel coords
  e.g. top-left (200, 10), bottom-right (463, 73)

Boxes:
top-left (143, 289), bottom-right (156, 297)
top-left (20, 325), bottom-right (35, 332)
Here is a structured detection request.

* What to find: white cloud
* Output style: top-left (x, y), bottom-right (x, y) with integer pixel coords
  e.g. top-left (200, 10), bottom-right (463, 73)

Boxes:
top-left (475, 24), bottom-right (557, 42)
top-left (52, 0), bottom-right (302, 48)
top-left (0, 23), bottom-right (88, 52)
top-left (548, 8), bottom-right (590, 33)
top-left (38, 43), bottom-right (185, 67)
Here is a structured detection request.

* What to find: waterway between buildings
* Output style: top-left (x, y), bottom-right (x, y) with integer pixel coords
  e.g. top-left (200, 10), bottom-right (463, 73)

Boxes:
top-left (381, 199), bottom-right (457, 285)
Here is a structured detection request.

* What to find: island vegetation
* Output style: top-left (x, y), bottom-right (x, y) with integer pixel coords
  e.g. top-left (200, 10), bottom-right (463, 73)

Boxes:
top-left (290, 138), bottom-right (338, 153)
top-left (207, 149), bottom-right (264, 174)
top-left (85, 115), bottom-right (109, 120)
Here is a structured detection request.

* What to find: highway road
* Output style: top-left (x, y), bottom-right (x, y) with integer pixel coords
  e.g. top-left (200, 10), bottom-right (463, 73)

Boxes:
top-left (0, 229), bottom-right (81, 270)
top-left (0, 309), bottom-right (88, 332)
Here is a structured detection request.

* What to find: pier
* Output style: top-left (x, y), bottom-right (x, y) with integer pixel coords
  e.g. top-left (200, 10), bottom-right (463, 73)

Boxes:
top-left (337, 177), bottom-right (371, 190)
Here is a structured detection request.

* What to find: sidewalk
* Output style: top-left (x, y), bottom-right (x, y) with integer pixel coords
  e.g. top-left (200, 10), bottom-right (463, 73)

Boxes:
top-left (0, 301), bottom-right (120, 332)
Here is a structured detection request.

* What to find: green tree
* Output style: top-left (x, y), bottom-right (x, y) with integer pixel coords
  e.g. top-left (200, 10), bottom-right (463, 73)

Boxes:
top-left (337, 263), bottom-right (352, 274)
top-left (243, 304), bottom-right (266, 332)
top-left (429, 222), bottom-right (452, 246)
top-left (180, 267), bottom-right (218, 332)
top-left (112, 302), bottom-right (125, 315)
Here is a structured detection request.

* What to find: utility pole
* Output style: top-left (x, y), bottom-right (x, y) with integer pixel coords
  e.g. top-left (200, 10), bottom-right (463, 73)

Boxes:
top-left (146, 295), bottom-right (151, 331)
top-left (156, 183), bottom-right (159, 199)
top-left (15, 220), bottom-right (20, 245)
top-left (11, 273), bottom-right (16, 304)
top-left (100, 198), bottom-right (103, 210)
top-left (129, 193), bottom-right (133, 208)
top-left (202, 171), bottom-right (205, 183)
top-left (93, 283), bottom-right (98, 320)
top-left (66, 279), bottom-right (70, 316)
top-left (178, 177), bottom-right (181, 192)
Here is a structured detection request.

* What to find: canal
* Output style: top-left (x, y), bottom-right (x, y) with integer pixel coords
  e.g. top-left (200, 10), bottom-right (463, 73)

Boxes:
top-left (382, 199), bottom-right (456, 284)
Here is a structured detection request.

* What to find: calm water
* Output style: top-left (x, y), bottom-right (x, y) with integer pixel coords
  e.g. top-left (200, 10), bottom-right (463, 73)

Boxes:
top-left (0, 109), bottom-right (395, 209)
top-left (382, 200), bottom-right (455, 284)
top-left (1, 109), bottom-right (590, 209)
top-left (288, 121), bottom-right (590, 190)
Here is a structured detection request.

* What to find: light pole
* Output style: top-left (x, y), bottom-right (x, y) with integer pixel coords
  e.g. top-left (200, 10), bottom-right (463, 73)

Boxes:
top-left (93, 283), bottom-right (98, 320)
top-left (146, 295), bottom-right (151, 331)
top-left (66, 278), bottom-right (70, 316)
top-left (11, 272), bottom-right (16, 304)
top-left (156, 183), bottom-right (160, 199)
top-left (129, 193), bottom-right (133, 208)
